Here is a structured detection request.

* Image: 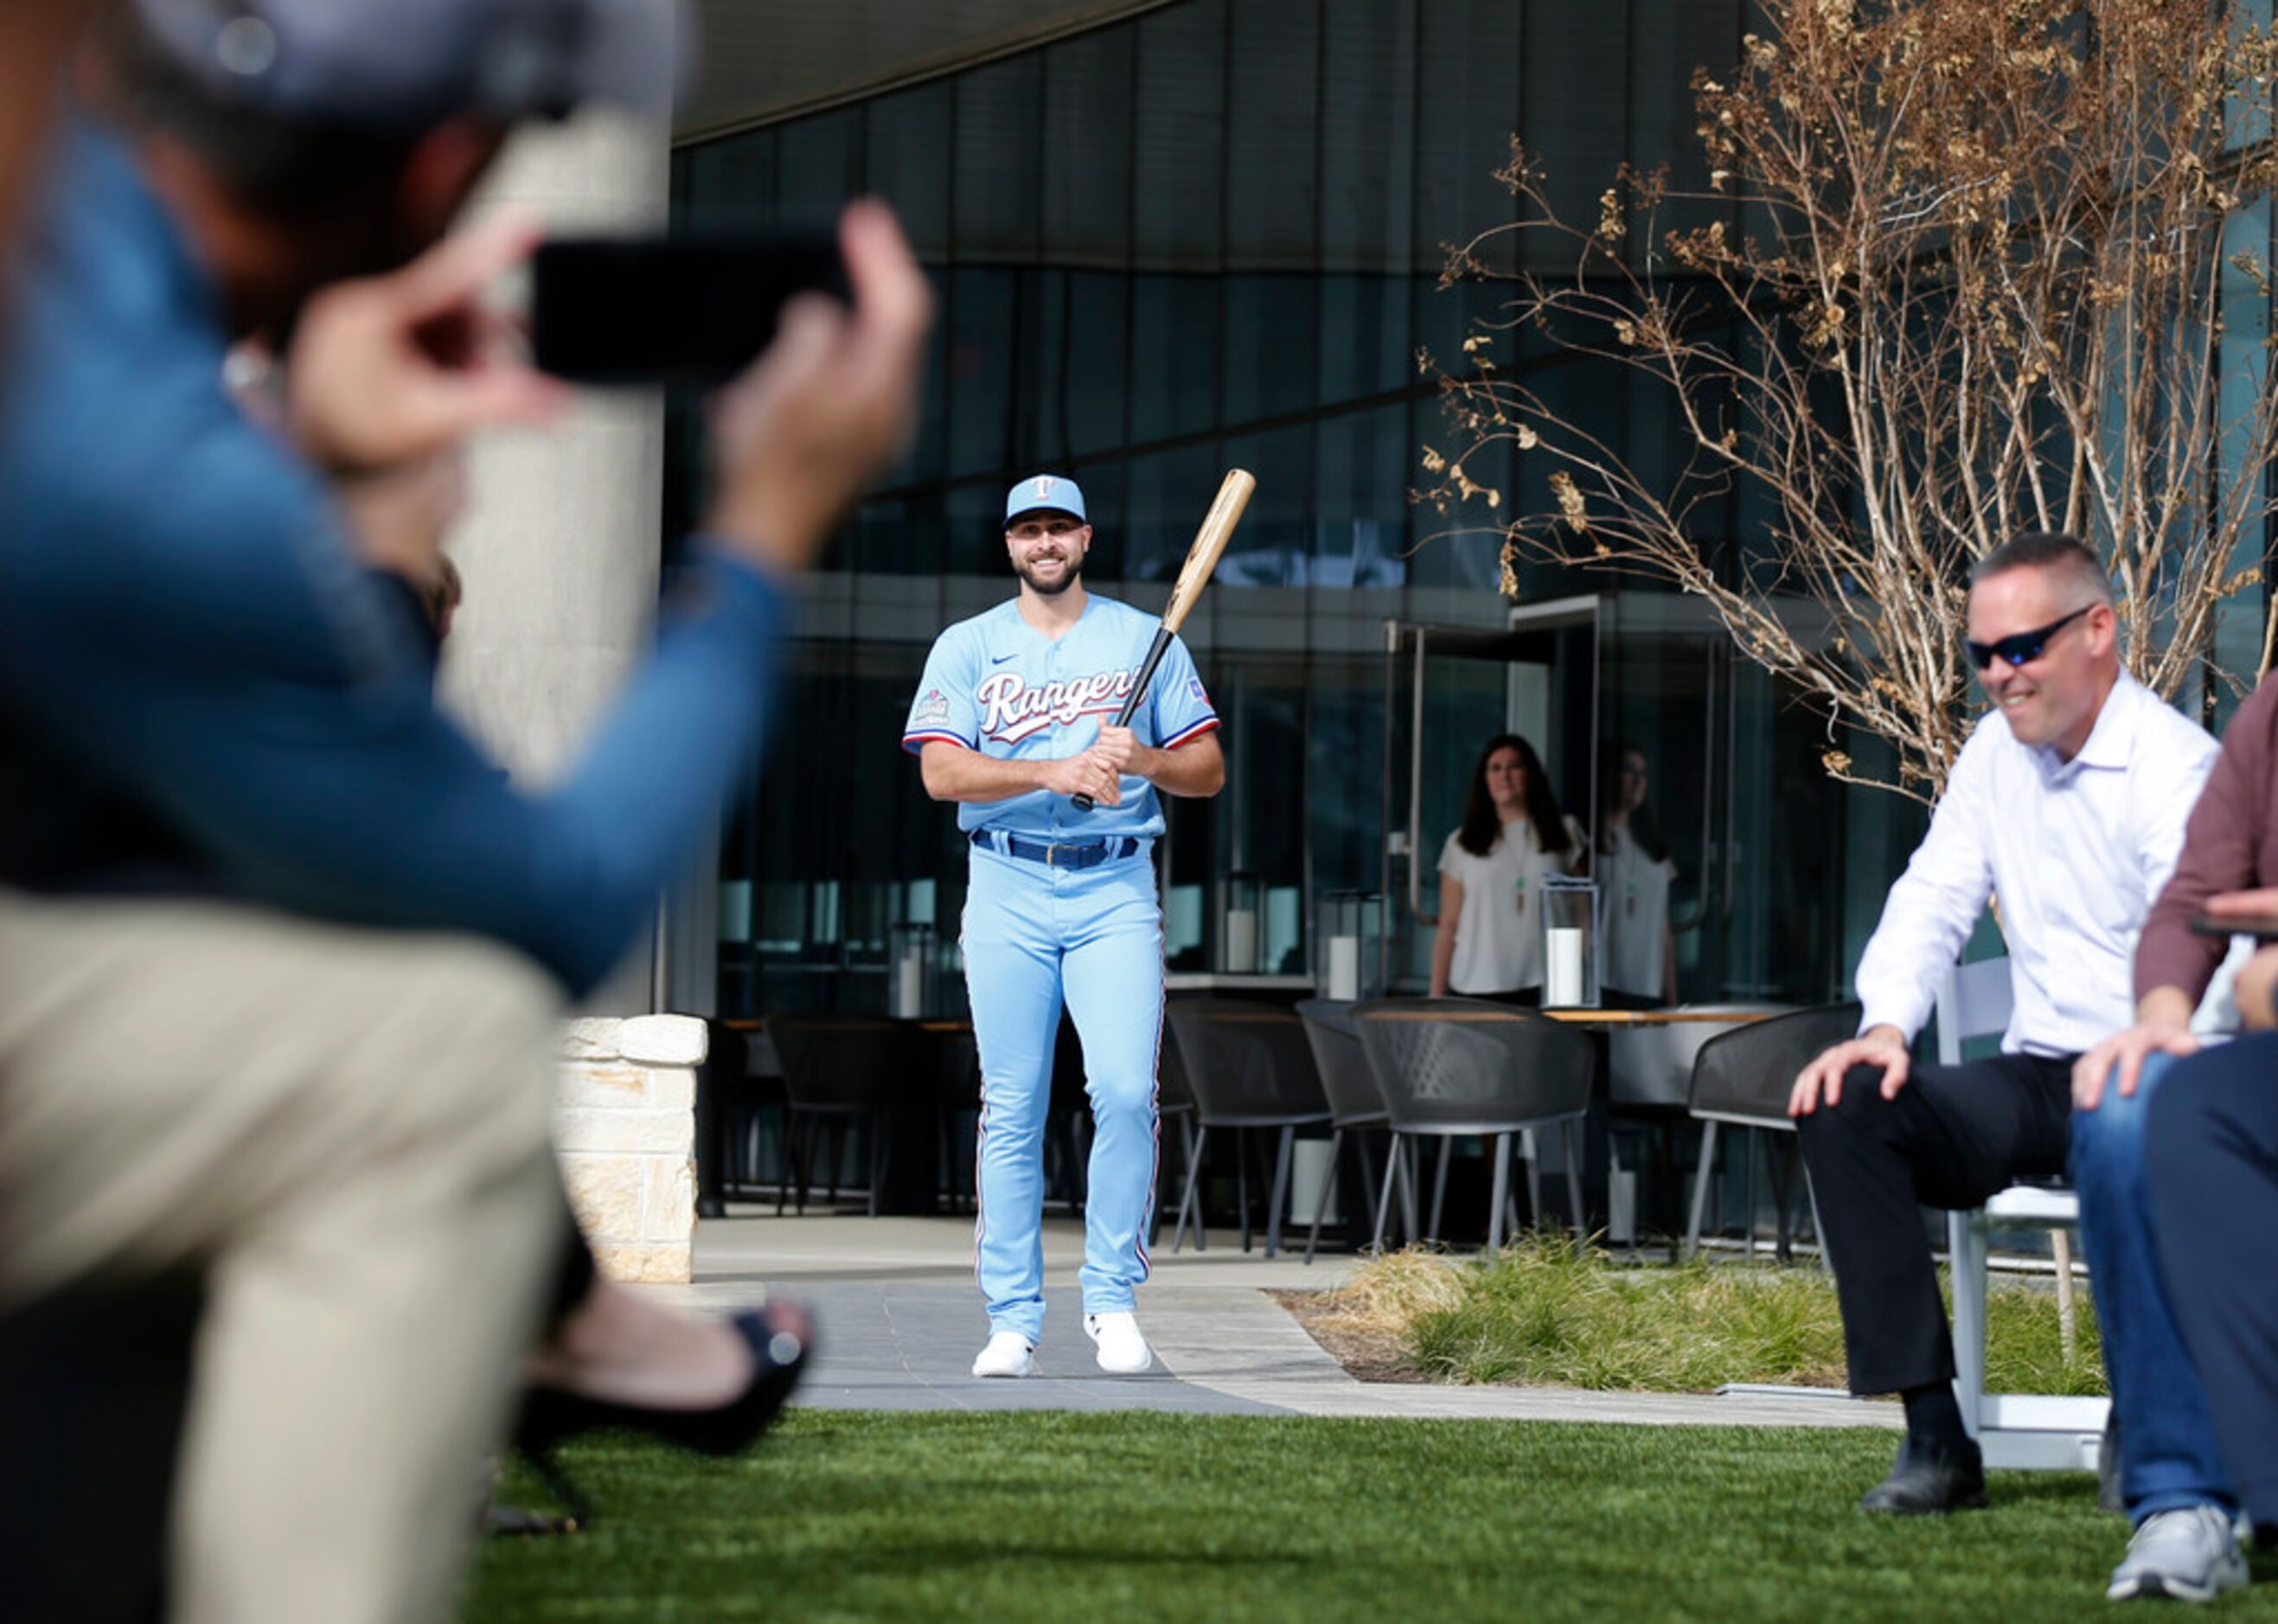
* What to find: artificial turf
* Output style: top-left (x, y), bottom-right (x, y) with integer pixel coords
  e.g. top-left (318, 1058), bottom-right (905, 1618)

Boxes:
top-left (464, 1410), bottom-right (2278, 1622)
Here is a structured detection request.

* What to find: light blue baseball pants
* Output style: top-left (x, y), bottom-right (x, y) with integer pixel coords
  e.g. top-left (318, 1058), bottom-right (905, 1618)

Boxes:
top-left (963, 841), bottom-right (1163, 1342)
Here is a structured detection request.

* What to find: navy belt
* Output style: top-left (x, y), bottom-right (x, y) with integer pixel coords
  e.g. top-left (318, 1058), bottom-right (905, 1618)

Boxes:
top-left (971, 830), bottom-right (1142, 869)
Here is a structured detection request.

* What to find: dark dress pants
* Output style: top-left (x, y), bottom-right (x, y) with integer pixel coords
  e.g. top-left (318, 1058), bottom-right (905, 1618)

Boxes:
top-left (1796, 1052), bottom-right (2073, 1396)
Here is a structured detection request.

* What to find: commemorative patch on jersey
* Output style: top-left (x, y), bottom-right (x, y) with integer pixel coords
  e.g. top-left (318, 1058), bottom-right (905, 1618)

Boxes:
top-left (911, 687), bottom-right (950, 726)
top-left (1188, 677), bottom-right (1208, 703)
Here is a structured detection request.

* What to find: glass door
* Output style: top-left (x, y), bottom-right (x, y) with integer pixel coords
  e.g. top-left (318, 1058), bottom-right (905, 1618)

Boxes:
top-left (1379, 597), bottom-right (1600, 991)
top-left (1383, 591), bottom-right (1851, 1003)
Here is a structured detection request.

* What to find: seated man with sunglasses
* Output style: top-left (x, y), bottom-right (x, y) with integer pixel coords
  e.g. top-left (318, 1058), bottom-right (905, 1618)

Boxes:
top-left (1787, 535), bottom-right (2222, 1552)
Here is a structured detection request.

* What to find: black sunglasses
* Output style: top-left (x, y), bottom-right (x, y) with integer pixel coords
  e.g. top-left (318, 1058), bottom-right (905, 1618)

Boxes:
top-left (1965, 604), bottom-right (2092, 671)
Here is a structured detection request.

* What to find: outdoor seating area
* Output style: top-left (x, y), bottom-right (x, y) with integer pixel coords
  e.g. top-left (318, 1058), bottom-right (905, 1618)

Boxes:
top-left (692, 993), bottom-right (1894, 1268)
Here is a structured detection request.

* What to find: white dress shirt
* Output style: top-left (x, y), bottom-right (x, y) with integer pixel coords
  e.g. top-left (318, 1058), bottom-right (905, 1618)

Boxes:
top-left (1854, 673), bottom-right (2217, 1056)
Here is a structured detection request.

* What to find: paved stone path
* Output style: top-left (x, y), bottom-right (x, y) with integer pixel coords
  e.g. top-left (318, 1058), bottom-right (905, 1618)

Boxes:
top-left (645, 1212), bottom-right (1900, 1432)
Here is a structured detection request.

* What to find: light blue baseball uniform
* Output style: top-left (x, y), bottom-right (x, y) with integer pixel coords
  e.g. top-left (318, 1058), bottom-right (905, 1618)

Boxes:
top-left (903, 592), bottom-right (1218, 1342)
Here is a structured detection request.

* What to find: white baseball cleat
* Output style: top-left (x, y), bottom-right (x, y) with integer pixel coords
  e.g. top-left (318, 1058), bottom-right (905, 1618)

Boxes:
top-left (1083, 1311), bottom-right (1153, 1374)
top-left (970, 1331), bottom-right (1035, 1378)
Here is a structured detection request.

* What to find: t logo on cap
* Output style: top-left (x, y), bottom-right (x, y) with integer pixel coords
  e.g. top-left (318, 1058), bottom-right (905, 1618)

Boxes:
top-left (1004, 474), bottom-right (1086, 526)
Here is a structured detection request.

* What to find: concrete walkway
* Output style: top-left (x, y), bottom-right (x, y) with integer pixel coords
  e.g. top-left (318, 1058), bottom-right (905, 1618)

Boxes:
top-left (646, 1212), bottom-right (1900, 1431)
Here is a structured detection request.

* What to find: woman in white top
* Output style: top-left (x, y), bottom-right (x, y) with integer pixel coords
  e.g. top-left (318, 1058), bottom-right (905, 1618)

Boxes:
top-left (1429, 733), bottom-right (1583, 999)
top-left (1596, 745), bottom-right (1679, 1002)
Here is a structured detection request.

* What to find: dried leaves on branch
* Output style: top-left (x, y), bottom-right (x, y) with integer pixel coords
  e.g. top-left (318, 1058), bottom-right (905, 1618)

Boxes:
top-left (1422, 0), bottom-right (2278, 802)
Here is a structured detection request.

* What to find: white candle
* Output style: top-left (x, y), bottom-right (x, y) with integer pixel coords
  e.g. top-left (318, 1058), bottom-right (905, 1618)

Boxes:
top-left (1225, 909), bottom-right (1258, 975)
top-left (894, 952), bottom-right (925, 1019)
top-left (1328, 934), bottom-right (1361, 1001)
top-left (1545, 927), bottom-right (1586, 1007)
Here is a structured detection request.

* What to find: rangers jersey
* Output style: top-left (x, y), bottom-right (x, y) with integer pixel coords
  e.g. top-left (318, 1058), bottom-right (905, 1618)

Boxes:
top-left (901, 594), bottom-right (1218, 840)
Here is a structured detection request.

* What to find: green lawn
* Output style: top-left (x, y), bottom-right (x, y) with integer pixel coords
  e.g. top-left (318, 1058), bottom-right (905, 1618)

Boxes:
top-left (464, 1411), bottom-right (2277, 1623)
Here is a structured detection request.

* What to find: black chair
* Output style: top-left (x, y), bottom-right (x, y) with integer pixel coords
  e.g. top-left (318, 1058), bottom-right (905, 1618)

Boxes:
top-left (1044, 1012), bottom-right (1092, 1214)
top-left (929, 1024), bottom-right (982, 1215)
top-left (702, 1018), bottom-right (803, 1209)
top-left (763, 1012), bottom-right (925, 1217)
top-left (1162, 999), bottom-right (1332, 1257)
top-left (1150, 1013), bottom-right (1203, 1249)
top-left (1682, 1001), bottom-right (1864, 1262)
top-left (1604, 1004), bottom-right (1788, 1249)
top-left (1350, 997), bottom-right (1595, 1252)
top-left (1294, 998), bottom-right (1388, 1263)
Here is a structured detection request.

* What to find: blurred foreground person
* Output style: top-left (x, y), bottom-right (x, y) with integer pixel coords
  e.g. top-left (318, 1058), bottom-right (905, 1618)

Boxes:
top-left (0, 1), bottom-right (85, 253)
top-left (0, 3), bottom-right (931, 1621)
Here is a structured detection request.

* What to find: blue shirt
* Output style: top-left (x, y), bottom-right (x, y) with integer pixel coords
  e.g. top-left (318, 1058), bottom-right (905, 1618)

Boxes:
top-left (0, 117), bottom-right (787, 996)
top-left (901, 594), bottom-right (1218, 840)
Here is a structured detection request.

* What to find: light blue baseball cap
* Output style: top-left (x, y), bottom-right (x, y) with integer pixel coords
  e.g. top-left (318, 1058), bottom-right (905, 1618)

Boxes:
top-left (1004, 474), bottom-right (1086, 526)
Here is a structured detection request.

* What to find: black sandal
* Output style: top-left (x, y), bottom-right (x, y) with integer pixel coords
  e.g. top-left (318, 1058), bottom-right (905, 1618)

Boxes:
top-left (509, 1304), bottom-right (811, 1525)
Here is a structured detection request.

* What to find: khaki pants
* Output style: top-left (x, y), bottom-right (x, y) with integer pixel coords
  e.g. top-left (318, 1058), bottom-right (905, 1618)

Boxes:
top-left (0, 893), bottom-right (564, 1624)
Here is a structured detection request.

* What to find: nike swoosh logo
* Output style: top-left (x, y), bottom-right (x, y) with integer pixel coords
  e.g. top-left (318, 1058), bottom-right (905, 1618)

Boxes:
top-left (990, 653), bottom-right (1017, 664)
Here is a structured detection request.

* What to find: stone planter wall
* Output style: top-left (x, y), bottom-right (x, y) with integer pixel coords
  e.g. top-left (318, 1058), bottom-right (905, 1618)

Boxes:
top-left (554, 1013), bottom-right (704, 1284)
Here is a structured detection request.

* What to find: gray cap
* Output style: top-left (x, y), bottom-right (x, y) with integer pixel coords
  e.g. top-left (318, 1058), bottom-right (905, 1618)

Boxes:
top-left (132, 0), bottom-right (688, 131)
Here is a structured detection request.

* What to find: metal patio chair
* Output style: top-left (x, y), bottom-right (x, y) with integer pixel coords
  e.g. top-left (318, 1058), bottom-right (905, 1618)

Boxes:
top-left (1163, 999), bottom-right (1331, 1257)
top-left (762, 1011), bottom-right (923, 1217)
top-left (1349, 997), bottom-right (1594, 1252)
top-left (1681, 1001), bottom-right (1862, 1263)
top-left (1294, 997), bottom-right (1389, 1263)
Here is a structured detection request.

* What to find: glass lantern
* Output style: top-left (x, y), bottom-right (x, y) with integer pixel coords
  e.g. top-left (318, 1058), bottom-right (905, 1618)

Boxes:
top-left (1539, 875), bottom-right (1601, 1008)
top-left (1315, 889), bottom-right (1382, 1001)
top-left (888, 921), bottom-right (936, 1018)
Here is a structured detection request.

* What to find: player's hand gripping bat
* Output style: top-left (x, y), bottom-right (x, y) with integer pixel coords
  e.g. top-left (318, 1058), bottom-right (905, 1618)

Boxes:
top-left (1072, 467), bottom-right (1255, 812)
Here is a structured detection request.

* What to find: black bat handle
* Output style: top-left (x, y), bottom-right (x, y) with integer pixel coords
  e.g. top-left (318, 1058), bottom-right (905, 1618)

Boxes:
top-left (1072, 627), bottom-right (1174, 812)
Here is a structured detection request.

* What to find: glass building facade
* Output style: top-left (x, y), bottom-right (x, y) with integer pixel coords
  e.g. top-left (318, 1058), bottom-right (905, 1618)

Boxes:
top-left (670, 0), bottom-right (2193, 1020)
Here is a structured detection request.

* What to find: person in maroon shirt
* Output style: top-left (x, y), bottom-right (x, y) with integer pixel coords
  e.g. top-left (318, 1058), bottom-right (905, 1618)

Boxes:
top-left (2079, 675), bottom-right (2278, 1580)
top-left (2068, 675), bottom-right (2278, 1600)
top-left (2141, 959), bottom-right (2278, 1569)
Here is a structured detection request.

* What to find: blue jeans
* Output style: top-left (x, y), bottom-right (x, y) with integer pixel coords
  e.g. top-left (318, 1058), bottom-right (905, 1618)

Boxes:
top-left (2146, 1033), bottom-right (2278, 1531)
top-left (2070, 1052), bottom-right (2236, 1523)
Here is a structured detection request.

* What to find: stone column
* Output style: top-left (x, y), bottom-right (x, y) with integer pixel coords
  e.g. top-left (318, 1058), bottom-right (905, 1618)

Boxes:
top-left (555, 1015), bottom-right (707, 1284)
top-left (438, 107), bottom-right (672, 1014)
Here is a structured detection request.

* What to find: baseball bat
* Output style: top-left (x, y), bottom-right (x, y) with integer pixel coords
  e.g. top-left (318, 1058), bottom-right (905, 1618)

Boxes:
top-left (1072, 467), bottom-right (1255, 812)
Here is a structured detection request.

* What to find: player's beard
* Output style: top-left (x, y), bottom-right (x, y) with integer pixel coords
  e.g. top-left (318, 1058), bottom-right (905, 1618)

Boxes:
top-left (1016, 553), bottom-right (1083, 597)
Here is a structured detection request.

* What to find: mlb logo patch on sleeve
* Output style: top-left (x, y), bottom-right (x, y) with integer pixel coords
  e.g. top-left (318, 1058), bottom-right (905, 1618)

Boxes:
top-left (912, 688), bottom-right (950, 725)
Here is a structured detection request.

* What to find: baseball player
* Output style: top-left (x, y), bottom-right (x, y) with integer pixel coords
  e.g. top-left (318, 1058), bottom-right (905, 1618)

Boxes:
top-left (904, 474), bottom-right (1225, 1377)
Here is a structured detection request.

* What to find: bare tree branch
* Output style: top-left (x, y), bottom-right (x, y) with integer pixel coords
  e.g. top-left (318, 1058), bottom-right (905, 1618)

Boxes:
top-left (1424, 0), bottom-right (2278, 803)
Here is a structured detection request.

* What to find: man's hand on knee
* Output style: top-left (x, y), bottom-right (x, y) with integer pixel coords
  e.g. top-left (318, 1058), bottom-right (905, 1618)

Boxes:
top-left (2073, 1020), bottom-right (2198, 1111)
top-left (2076, 985), bottom-right (2202, 1110)
top-left (1789, 1026), bottom-right (1910, 1117)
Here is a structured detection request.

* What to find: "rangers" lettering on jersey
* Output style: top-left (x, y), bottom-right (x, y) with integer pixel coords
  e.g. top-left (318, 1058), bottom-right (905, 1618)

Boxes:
top-left (979, 668), bottom-right (1138, 743)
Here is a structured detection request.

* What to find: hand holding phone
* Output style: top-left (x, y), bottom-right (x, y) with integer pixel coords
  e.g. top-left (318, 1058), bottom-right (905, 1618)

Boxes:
top-left (287, 212), bottom-right (570, 473)
top-left (2189, 885), bottom-right (2278, 941)
top-left (2191, 912), bottom-right (2278, 941)
top-left (529, 233), bottom-right (849, 387)
top-left (702, 201), bottom-right (933, 576)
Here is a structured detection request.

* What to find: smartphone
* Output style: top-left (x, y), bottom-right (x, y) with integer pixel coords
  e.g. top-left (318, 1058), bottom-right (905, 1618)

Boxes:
top-left (2191, 912), bottom-right (2278, 941)
top-left (529, 233), bottom-right (848, 387)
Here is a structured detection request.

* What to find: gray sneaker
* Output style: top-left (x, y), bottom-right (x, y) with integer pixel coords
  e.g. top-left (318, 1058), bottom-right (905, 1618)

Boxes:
top-left (2107, 1506), bottom-right (2248, 1602)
